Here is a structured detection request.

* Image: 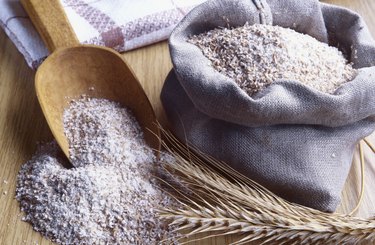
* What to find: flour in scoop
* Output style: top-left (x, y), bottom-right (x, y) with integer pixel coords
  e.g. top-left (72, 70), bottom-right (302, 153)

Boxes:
top-left (16, 97), bottom-right (179, 244)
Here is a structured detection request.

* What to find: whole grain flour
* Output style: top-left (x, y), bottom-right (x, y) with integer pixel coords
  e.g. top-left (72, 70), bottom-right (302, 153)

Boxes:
top-left (16, 97), bottom-right (179, 244)
top-left (189, 23), bottom-right (356, 95)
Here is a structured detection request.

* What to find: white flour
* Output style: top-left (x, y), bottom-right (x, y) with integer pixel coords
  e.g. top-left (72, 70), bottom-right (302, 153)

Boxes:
top-left (16, 97), bottom-right (179, 244)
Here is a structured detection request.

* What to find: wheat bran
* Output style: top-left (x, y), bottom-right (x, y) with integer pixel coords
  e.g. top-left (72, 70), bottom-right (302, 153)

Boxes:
top-left (189, 23), bottom-right (356, 95)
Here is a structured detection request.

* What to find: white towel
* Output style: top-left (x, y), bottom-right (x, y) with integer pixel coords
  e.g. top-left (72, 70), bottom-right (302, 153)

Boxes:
top-left (0, 0), bottom-right (206, 69)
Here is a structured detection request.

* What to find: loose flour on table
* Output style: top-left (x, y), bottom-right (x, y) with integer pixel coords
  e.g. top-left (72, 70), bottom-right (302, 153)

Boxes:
top-left (16, 97), bottom-right (179, 244)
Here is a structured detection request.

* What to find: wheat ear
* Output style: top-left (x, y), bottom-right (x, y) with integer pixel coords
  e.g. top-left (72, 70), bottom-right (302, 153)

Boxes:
top-left (158, 129), bottom-right (375, 245)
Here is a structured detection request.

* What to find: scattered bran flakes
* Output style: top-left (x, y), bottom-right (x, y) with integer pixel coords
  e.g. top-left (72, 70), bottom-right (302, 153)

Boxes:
top-left (189, 23), bottom-right (357, 96)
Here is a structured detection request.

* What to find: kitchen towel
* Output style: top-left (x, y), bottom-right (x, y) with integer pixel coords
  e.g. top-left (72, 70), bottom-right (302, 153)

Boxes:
top-left (0, 0), bottom-right (206, 69)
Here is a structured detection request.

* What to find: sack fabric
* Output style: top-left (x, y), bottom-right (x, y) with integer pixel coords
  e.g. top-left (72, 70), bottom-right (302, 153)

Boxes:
top-left (161, 0), bottom-right (375, 212)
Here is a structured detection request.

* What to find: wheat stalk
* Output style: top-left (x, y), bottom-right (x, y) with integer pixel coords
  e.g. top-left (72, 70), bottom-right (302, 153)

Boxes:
top-left (158, 129), bottom-right (375, 245)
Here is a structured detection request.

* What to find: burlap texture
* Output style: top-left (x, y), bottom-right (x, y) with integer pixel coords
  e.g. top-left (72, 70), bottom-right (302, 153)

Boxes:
top-left (161, 0), bottom-right (375, 212)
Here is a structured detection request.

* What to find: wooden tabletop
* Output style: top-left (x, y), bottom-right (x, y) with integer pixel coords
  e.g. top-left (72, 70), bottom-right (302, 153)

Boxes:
top-left (1, 0), bottom-right (375, 244)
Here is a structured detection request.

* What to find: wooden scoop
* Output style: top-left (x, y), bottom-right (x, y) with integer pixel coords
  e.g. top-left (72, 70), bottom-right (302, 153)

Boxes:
top-left (21, 0), bottom-right (160, 161)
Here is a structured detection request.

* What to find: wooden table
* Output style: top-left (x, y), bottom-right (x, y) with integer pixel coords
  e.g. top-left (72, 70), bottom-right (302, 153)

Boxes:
top-left (1, 0), bottom-right (375, 244)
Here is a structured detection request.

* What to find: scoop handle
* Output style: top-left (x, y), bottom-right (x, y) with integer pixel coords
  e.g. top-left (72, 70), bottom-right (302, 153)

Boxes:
top-left (21, 0), bottom-right (79, 52)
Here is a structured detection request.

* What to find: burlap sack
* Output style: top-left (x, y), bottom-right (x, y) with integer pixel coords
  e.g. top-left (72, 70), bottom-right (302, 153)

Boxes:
top-left (161, 0), bottom-right (375, 212)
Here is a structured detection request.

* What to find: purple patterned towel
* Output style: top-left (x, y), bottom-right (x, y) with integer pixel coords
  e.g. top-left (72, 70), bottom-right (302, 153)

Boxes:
top-left (0, 0), bottom-right (205, 69)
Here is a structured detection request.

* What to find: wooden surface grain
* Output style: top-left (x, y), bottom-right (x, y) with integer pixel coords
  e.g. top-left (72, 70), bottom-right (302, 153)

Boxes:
top-left (0, 0), bottom-right (375, 244)
top-left (20, 0), bottom-right (79, 52)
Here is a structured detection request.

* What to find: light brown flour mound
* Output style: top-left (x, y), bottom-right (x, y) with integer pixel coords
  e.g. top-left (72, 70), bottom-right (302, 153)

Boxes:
top-left (16, 97), bottom-right (179, 244)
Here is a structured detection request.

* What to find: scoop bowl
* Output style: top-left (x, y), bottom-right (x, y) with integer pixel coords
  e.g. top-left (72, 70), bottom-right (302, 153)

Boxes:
top-left (36, 45), bottom-right (160, 159)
